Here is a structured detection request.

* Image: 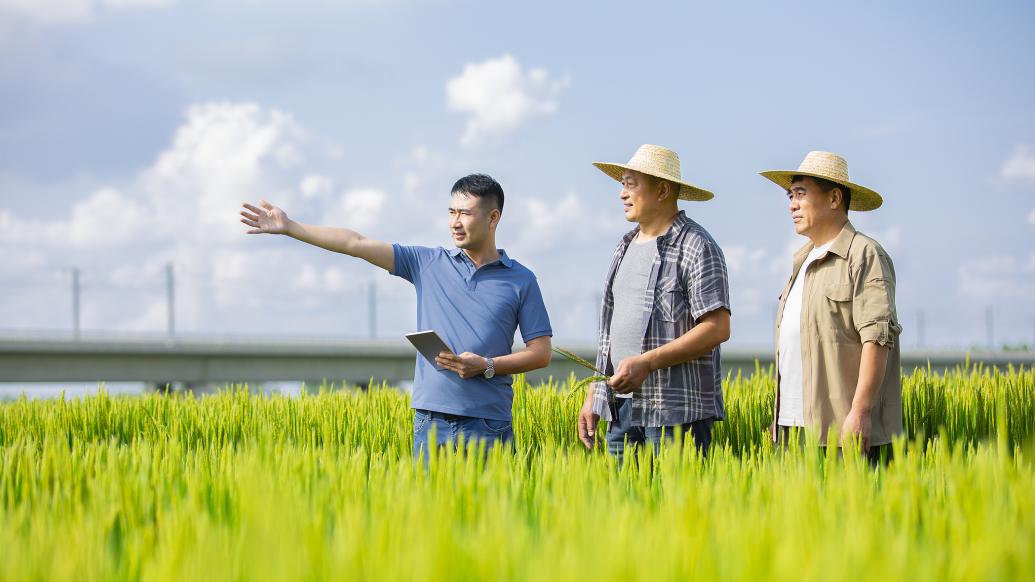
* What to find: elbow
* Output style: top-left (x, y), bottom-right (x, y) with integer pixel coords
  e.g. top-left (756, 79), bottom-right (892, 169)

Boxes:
top-left (717, 323), bottom-right (731, 344)
top-left (536, 350), bottom-right (552, 370)
top-left (715, 310), bottom-right (732, 344)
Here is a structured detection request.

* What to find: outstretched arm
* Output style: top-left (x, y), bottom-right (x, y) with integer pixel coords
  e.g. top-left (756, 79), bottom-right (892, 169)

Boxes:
top-left (241, 200), bottom-right (394, 272)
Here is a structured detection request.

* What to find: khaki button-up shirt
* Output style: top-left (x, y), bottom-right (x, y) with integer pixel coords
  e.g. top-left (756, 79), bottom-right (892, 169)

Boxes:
top-left (772, 221), bottom-right (904, 446)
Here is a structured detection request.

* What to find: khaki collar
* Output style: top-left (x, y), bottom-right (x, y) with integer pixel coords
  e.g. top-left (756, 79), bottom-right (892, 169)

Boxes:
top-left (794, 221), bottom-right (856, 262)
top-left (826, 221), bottom-right (856, 259)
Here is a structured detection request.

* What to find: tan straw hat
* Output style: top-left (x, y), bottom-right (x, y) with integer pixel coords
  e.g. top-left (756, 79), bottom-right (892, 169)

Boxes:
top-left (593, 144), bottom-right (714, 201)
top-left (760, 151), bottom-right (882, 211)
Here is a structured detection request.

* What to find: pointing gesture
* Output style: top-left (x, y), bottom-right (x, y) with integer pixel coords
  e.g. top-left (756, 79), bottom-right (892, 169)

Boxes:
top-left (241, 200), bottom-right (289, 235)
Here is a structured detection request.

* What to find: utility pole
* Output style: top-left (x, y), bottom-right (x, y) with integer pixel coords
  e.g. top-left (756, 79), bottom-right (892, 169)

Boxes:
top-left (166, 262), bottom-right (175, 337)
top-left (368, 281), bottom-right (377, 339)
top-left (72, 267), bottom-right (81, 339)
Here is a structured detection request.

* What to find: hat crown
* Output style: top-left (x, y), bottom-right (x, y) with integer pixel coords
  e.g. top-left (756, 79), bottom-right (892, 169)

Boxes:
top-left (797, 151), bottom-right (851, 183)
top-left (627, 144), bottom-right (682, 181)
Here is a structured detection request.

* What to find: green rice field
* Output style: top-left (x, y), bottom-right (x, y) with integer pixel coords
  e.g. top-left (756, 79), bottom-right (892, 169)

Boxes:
top-left (1, 365), bottom-right (1034, 581)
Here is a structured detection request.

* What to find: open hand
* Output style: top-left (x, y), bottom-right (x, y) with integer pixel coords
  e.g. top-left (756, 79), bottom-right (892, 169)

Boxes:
top-left (435, 351), bottom-right (488, 379)
top-left (241, 200), bottom-right (289, 235)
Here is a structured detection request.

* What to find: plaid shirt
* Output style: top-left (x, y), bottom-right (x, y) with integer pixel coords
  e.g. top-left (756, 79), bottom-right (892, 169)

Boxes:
top-left (590, 211), bottom-right (731, 427)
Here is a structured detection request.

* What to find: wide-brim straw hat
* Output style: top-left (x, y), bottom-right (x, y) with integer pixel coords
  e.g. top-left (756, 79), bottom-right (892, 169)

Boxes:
top-left (760, 151), bottom-right (882, 211)
top-left (593, 144), bottom-right (714, 201)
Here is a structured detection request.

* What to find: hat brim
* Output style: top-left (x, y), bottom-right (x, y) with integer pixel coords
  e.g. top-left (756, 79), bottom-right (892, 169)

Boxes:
top-left (759, 170), bottom-right (883, 211)
top-left (593, 162), bottom-right (714, 201)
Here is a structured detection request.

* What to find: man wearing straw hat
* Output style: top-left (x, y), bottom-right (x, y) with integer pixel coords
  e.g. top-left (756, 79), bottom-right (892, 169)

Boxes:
top-left (761, 151), bottom-right (902, 461)
top-left (576, 144), bottom-right (731, 461)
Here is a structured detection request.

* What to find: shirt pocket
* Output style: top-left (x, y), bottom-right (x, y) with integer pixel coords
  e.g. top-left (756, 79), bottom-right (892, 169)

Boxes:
top-left (820, 283), bottom-right (858, 342)
top-left (654, 276), bottom-right (688, 323)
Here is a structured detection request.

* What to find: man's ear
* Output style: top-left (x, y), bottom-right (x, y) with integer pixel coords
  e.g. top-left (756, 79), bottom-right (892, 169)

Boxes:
top-left (489, 208), bottom-right (502, 228)
top-left (830, 187), bottom-right (844, 210)
top-left (659, 180), bottom-right (676, 202)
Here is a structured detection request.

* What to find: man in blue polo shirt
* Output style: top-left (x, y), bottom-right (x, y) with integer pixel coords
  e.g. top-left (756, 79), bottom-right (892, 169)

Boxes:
top-left (241, 174), bottom-right (553, 458)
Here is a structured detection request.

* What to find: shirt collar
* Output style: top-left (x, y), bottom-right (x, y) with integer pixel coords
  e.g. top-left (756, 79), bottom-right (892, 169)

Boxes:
top-left (826, 221), bottom-right (856, 259)
top-left (793, 220), bottom-right (856, 261)
top-left (449, 247), bottom-right (513, 268)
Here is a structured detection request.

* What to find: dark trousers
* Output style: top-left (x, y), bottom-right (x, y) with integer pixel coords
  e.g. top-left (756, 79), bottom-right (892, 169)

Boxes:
top-left (776, 425), bottom-right (894, 467)
top-left (606, 397), bottom-right (715, 464)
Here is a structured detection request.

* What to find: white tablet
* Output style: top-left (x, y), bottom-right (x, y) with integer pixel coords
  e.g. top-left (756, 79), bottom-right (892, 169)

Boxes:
top-left (405, 330), bottom-right (454, 370)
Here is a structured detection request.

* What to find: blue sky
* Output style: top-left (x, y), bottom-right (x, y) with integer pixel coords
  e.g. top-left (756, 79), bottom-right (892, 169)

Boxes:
top-left (1, 0), bottom-right (1034, 349)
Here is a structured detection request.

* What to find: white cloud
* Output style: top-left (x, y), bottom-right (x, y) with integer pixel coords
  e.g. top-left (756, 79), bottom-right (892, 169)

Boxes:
top-left (143, 101), bottom-right (306, 243)
top-left (300, 174), bottom-right (333, 200)
top-left (109, 257), bottom-right (169, 288)
top-left (769, 236), bottom-right (808, 276)
top-left (0, 100), bottom-right (349, 333)
top-left (1028, 209), bottom-right (1035, 226)
top-left (0, 0), bottom-right (173, 24)
top-left (65, 187), bottom-right (149, 247)
top-left (958, 255), bottom-right (1035, 300)
top-left (860, 224), bottom-right (902, 253)
top-left (118, 298), bottom-right (170, 333)
top-left (723, 245), bottom-right (767, 276)
top-left (999, 145), bottom-right (1035, 183)
top-left (290, 264), bottom-right (352, 294)
top-left (0, 187), bottom-right (148, 248)
top-left (446, 54), bottom-right (570, 146)
top-left (324, 187), bottom-right (387, 232)
top-left (509, 191), bottom-right (623, 256)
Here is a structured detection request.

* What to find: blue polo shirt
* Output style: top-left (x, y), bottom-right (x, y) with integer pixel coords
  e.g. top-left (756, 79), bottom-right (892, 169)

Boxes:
top-left (392, 244), bottom-right (553, 420)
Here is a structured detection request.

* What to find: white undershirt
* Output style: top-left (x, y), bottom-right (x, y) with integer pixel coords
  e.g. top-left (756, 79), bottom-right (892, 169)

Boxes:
top-left (777, 243), bottom-right (831, 427)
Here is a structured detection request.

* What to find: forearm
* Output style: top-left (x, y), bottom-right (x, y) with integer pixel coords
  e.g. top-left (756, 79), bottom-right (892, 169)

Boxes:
top-left (851, 342), bottom-right (889, 413)
top-left (493, 337), bottom-right (551, 375)
top-left (642, 311), bottom-right (730, 372)
top-left (285, 220), bottom-right (363, 255)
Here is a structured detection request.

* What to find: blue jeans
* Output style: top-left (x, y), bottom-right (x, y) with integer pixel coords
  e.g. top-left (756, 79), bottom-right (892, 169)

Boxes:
top-left (412, 409), bottom-right (514, 461)
top-left (606, 397), bottom-right (715, 463)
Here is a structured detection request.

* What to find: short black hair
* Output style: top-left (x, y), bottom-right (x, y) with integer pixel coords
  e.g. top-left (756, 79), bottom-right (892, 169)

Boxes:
top-left (451, 173), bottom-right (504, 213)
top-left (792, 174), bottom-right (851, 214)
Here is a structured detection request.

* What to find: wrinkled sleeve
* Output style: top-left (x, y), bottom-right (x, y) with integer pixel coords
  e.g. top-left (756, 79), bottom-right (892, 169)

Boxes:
top-left (852, 246), bottom-right (903, 348)
top-left (518, 276), bottom-right (552, 343)
top-left (590, 379), bottom-right (612, 421)
top-left (687, 239), bottom-right (732, 321)
top-left (391, 244), bottom-right (436, 285)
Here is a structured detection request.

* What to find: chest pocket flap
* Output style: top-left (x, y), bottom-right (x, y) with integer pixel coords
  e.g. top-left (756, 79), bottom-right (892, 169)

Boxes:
top-left (824, 283), bottom-right (852, 302)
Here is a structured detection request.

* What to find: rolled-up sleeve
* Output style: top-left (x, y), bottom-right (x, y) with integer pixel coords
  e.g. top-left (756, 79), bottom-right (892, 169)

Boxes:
top-left (590, 380), bottom-right (612, 421)
top-left (852, 246), bottom-right (903, 348)
top-left (687, 239), bottom-right (732, 321)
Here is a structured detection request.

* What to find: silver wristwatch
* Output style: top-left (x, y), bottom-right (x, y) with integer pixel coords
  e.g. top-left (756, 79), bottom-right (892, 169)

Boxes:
top-left (483, 357), bottom-right (495, 379)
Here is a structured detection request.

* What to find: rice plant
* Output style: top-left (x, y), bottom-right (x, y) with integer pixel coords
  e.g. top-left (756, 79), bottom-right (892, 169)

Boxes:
top-left (0, 366), bottom-right (1032, 581)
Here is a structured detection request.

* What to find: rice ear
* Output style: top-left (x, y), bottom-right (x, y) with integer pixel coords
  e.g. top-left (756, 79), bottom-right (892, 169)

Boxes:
top-left (552, 346), bottom-right (608, 377)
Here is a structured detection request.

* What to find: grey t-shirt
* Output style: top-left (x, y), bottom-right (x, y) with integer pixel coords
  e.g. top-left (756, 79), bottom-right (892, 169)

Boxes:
top-left (610, 238), bottom-right (658, 397)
